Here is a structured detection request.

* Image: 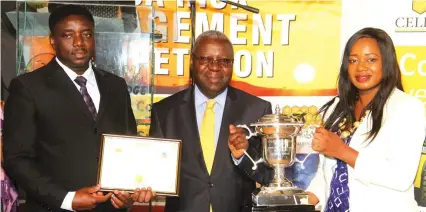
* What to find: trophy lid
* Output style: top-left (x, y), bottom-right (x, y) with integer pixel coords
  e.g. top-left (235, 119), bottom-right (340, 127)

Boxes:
top-left (251, 105), bottom-right (305, 126)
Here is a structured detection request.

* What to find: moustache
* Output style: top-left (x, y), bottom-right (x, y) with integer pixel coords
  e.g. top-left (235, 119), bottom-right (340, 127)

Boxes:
top-left (71, 49), bottom-right (88, 55)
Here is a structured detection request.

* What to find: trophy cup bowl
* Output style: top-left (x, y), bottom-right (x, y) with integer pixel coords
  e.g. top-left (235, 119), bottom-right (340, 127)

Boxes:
top-left (261, 129), bottom-right (298, 188)
top-left (237, 106), bottom-right (312, 208)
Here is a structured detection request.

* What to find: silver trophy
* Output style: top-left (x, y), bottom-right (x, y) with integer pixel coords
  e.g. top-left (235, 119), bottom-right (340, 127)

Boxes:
top-left (237, 105), bottom-right (313, 207)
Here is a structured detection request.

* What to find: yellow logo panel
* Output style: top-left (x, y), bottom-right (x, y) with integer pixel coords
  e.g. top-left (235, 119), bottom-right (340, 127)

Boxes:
top-left (413, 0), bottom-right (426, 14)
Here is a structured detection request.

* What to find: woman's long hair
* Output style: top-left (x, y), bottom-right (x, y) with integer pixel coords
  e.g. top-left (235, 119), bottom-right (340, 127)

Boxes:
top-left (320, 27), bottom-right (403, 142)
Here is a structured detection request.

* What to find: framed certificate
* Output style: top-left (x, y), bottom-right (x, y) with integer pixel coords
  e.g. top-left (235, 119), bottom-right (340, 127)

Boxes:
top-left (97, 134), bottom-right (182, 196)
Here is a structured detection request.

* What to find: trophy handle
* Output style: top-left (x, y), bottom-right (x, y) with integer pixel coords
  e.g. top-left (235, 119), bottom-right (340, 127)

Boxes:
top-left (236, 124), bottom-right (263, 170)
top-left (293, 124), bottom-right (320, 168)
top-left (293, 152), bottom-right (314, 169)
top-left (241, 150), bottom-right (264, 170)
top-left (236, 124), bottom-right (258, 139)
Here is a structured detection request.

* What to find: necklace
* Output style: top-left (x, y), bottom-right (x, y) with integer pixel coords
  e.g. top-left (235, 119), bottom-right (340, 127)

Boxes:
top-left (337, 110), bottom-right (370, 139)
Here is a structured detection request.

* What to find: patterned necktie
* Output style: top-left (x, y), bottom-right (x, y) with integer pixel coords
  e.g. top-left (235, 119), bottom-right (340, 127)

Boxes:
top-left (325, 136), bottom-right (352, 212)
top-left (200, 100), bottom-right (216, 175)
top-left (74, 76), bottom-right (97, 119)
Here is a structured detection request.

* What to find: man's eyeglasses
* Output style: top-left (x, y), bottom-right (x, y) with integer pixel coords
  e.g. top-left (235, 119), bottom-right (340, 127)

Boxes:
top-left (193, 55), bottom-right (234, 68)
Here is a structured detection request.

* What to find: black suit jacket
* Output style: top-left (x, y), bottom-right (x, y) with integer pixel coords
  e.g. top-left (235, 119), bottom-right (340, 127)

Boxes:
top-left (2, 59), bottom-right (137, 212)
top-left (149, 86), bottom-right (272, 212)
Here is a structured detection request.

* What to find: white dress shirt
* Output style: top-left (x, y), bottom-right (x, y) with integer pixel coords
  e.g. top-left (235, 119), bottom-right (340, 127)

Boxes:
top-left (306, 89), bottom-right (426, 212)
top-left (56, 58), bottom-right (100, 111)
top-left (56, 58), bottom-right (100, 211)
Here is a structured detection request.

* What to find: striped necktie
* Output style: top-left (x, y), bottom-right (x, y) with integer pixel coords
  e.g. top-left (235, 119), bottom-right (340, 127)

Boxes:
top-left (74, 76), bottom-right (97, 119)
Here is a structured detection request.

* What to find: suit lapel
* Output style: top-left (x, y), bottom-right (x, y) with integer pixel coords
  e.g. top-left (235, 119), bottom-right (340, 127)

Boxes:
top-left (93, 68), bottom-right (111, 124)
top-left (45, 59), bottom-right (95, 122)
top-left (179, 87), bottom-right (210, 174)
top-left (211, 87), bottom-right (239, 176)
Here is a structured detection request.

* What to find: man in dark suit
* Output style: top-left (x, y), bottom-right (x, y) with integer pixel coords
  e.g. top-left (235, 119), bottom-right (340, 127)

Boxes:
top-left (2, 5), bottom-right (152, 212)
top-left (149, 30), bottom-right (272, 212)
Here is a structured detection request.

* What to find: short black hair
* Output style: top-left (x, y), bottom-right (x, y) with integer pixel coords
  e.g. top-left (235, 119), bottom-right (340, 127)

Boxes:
top-left (48, 4), bottom-right (95, 33)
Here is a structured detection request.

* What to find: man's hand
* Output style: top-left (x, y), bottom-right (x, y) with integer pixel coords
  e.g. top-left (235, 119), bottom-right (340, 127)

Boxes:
top-left (72, 185), bottom-right (112, 210)
top-left (228, 124), bottom-right (249, 159)
top-left (110, 190), bottom-right (134, 209)
top-left (131, 187), bottom-right (155, 203)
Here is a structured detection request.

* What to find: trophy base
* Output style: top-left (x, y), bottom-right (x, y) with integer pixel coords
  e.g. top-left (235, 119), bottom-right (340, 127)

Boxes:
top-left (252, 187), bottom-right (309, 206)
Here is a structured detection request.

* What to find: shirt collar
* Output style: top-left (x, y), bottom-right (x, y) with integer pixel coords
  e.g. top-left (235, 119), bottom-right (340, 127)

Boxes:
top-left (194, 85), bottom-right (228, 108)
top-left (56, 57), bottom-right (96, 86)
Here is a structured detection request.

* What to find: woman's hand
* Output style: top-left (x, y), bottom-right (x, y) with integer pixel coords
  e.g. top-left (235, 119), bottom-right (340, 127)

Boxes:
top-left (312, 126), bottom-right (346, 158)
top-left (312, 126), bottom-right (358, 167)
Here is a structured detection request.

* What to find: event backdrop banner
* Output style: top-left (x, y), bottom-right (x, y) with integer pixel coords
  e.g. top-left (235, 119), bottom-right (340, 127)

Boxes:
top-left (137, 0), bottom-right (341, 96)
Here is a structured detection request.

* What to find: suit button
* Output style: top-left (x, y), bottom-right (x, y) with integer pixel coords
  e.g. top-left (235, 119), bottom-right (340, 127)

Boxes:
top-left (209, 182), bottom-right (214, 188)
top-left (93, 128), bottom-right (98, 134)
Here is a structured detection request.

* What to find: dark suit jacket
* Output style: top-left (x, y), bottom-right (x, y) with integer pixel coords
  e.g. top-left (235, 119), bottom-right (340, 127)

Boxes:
top-left (149, 86), bottom-right (272, 212)
top-left (2, 59), bottom-right (137, 212)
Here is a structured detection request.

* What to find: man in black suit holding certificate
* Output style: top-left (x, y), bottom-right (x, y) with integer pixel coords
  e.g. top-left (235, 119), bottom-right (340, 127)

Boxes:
top-left (3, 5), bottom-right (152, 212)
